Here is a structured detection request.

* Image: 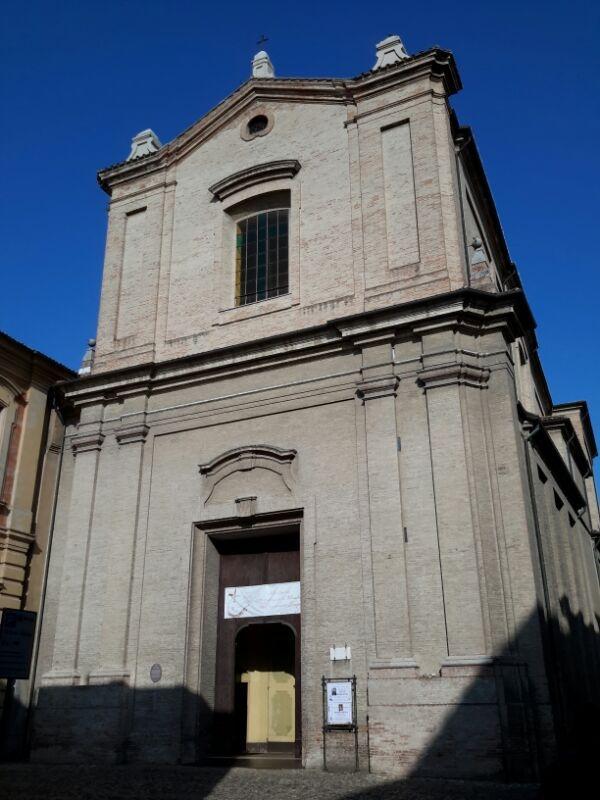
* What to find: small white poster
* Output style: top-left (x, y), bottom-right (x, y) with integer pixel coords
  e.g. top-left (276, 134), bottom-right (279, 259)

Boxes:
top-left (224, 581), bottom-right (301, 619)
top-left (326, 680), bottom-right (354, 726)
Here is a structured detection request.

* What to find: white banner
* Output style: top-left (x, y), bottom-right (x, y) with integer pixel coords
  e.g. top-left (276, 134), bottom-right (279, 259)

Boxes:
top-left (224, 581), bottom-right (301, 619)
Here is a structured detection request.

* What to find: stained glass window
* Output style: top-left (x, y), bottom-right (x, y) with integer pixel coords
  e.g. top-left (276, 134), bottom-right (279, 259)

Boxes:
top-left (235, 209), bottom-right (289, 305)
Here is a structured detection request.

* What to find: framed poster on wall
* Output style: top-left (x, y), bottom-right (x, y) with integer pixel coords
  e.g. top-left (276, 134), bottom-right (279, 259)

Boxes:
top-left (321, 675), bottom-right (358, 770)
top-left (325, 679), bottom-right (354, 726)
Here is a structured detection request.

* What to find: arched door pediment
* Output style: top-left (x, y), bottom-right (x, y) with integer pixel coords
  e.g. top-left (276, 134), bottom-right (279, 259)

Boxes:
top-left (199, 444), bottom-right (297, 505)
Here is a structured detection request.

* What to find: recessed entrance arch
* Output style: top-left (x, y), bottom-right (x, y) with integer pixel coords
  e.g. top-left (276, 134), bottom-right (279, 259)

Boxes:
top-left (199, 516), bottom-right (303, 761)
top-left (235, 622), bottom-right (297, 754)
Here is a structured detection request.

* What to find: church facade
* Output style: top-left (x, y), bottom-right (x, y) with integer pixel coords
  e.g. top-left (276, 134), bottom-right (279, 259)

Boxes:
top-left (33, 37), bottom-right (600, 779)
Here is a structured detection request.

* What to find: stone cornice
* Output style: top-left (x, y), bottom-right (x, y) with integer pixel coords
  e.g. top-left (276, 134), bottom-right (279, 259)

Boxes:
top-left (70, 430), bottom-right (104, 456)
top-left (57, 290), bottom-right (536, 408)
top-left (335, 289), bottom-right (536, 345)
top-left (115, 423), bottom-right (149, 446)
top-left (417, 363), bottom-right (490, 391)
top-left (97, 48), bottom-right (460, 195)
top-left (350, 48), bottom-right (460, 101)
top-left (356, 376), bottom-right (399, 402)
top-left (197, 507), bottom-right (303, 537)
top-left (208, 159), bottom-right (301, 201)
top-left (0, 526), bottom-right (35, 549)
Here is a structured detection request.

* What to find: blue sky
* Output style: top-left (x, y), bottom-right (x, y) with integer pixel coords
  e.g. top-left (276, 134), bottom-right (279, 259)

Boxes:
top-left (1, 1), bottom-right (598, 441)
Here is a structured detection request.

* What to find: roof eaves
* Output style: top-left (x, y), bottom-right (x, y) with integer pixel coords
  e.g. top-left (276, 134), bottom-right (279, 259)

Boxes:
top-left (0, 330), bottom-right (76, 378)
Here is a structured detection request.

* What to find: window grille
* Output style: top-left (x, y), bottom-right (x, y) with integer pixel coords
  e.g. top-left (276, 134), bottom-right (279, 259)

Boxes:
top-left (235, 209), bottom-right (289, 305)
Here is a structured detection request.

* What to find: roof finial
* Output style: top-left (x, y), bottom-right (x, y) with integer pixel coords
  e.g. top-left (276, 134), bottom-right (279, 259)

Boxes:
top-left (78, 338), bottom-right (96, 376)
top-left (252, 47), bottom-right (275, 78)
top-left (126, 129), bottom-right (162, 161)
top-left (372, 34), bottom-right (409, 70)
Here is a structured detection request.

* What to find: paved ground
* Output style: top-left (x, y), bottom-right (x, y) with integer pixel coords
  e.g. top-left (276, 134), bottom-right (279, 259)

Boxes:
top-left (0, 765), bottom-right (539, 800)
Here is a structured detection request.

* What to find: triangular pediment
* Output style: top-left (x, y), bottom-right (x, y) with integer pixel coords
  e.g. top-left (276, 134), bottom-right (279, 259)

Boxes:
top-left (97, 48), bottom-right (459, 194)
top-left (97, 77), bottom-right (346, 193)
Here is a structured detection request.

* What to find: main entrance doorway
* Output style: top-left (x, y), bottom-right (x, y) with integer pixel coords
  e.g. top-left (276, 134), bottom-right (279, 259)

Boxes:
top-left (235, 623), bottom-right (296, 753)
top-left (211, 526), bottom-right (301, 759)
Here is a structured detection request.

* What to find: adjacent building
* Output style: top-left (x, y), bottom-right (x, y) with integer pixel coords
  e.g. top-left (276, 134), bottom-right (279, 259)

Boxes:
top-left (32, 36), bottom-right (600, 779)
top-left (0, 332), bottom-right (74, 756)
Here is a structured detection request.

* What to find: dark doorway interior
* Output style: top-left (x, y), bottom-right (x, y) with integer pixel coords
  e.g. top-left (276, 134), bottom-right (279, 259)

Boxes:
top-left (211, 526), bottom-right (302, 759)
top-left (235, 623), bottom-right (296, 754)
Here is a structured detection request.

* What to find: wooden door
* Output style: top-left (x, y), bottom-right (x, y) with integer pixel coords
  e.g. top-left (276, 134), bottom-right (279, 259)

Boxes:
top-left (243, 668), bottom-right (295, 750)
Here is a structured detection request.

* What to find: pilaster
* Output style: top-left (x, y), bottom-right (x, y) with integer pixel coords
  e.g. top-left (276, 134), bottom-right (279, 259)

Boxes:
top-left (356, 336), bottom-right (412, 662)
top-left (417, 346), bottom-right (488, 658)
top-left (94, 398), bottom-right (150, 682)
top-left (46, 407), bottom-right (104, 681)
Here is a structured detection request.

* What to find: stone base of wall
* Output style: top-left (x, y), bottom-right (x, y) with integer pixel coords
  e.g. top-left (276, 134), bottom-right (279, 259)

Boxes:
top-left (32, 684), bottom-right (128, 764)
top-left (365, 665), bottom-right (544, 781)
top-left (30, 671), bottom-right (549, 779)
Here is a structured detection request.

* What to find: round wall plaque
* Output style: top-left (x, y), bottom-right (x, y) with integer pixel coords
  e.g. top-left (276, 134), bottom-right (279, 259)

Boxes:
top-left (150, 663), bottom-right (162, 683)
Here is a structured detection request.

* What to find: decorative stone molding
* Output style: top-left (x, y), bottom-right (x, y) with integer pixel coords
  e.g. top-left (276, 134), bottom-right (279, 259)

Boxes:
top-left (252, 50), bottom-right (275, 79)
top-left (356, 376), bottom-right (399, 403)
top-left (71, 430), bottom-right (105, 456)
top-left (369, 657), bottom-right (419, 670)
top-left (372, 34), bottom-right (409, 70)
top-left (88, 668), bottom-right (131, 685)
top-left (199, 444), bottom-right (297, 503)
top-left (41, 669), bottom-right (83, 686)
top-left (417, 363), bottom-right (490, 391)
top-left (235, 496), bottom-right (257, 517)
top-left (115, 423), bottom-right (149, 446)
top-left (240, 108), bottom-right (275, 142)
top-left (78, 338), bottom-right (96, 376)
top-left (441, 655), bottom-right (494, 667)
top-left (208, 159), bottom-right (301, 201)
top-left (127, 129), bottom-right (162, 161)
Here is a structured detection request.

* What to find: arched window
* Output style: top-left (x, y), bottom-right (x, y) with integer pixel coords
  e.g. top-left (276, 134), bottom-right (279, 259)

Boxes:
top-left (235, 208), bottom-right (289, 306)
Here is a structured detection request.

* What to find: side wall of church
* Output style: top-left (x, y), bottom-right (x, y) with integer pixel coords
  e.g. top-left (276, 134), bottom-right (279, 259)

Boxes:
top-left (32, 296), bottom-right (593, 779)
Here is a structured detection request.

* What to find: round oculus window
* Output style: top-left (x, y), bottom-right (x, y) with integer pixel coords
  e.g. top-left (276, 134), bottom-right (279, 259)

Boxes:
top-left (247, 114), bottom-right (269, 135)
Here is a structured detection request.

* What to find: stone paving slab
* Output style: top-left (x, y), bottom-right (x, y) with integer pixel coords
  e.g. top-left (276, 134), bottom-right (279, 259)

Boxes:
top-left (0, 765), bottom-right (538, 800)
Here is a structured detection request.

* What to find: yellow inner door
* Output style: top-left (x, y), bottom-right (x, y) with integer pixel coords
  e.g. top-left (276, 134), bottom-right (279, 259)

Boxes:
top-left (242, 669), bottom-right (295, 744)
